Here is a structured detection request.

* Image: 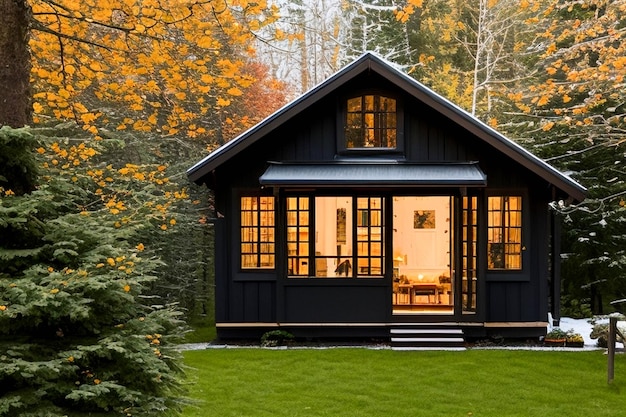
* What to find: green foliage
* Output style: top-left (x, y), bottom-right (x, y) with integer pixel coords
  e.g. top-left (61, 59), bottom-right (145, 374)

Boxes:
top-left (0, 127), bottom-right (188, 416)
top-left (545, 327), bottom-right (567, 339)
top-left (0, 126), bottom-right (39, 195)
top-left (560, 293), bottom-right (592, 319)
top-left (260, 330), bottom-right (295, 347)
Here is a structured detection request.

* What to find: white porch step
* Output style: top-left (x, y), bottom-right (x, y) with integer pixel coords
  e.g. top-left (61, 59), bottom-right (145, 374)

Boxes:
top-left (389, 323), bottom-right (466, 350)
top-left (392, 346), bottom-right (466, 351)
top-left (391, 337), bottom-right (465, 343)
top-left (391, 328), bottom-right (463, 335)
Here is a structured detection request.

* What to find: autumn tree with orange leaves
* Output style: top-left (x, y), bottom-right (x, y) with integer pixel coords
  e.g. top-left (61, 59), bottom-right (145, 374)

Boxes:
top-left (498, 0), bottom-right (626, 315)
top-left (28, 0), bottom-right (286, 143)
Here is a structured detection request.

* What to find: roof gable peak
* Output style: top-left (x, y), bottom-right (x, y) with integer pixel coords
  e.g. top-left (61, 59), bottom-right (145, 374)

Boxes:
top-left (187, 53), bottom-right (585, 202)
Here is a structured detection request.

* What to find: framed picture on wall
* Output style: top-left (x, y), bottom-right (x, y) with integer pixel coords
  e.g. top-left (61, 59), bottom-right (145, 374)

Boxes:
top-left (414, 210), bottom-right (435, 229)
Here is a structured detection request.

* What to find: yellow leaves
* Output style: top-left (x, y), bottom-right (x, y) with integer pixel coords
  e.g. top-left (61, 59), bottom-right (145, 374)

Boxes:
top-left (0, 305), bottom-right (7, 311)
top-left (107, 258), bottom-right (116, 267)
top-left (136, 243), bottom-right (145, 251)
top-left (105, 197), bottom-right (126, 213)
top-left (196, 35), bottom-right (216, 49)
top-left (395, 0), bottom-right (423, 23)
top-left (532, 95), bottom-right (550, 107)
top-left (216, 97), bottom-right (231, 107)
top-left (50, 288), bottom-right (60, 294)
top-left (89, 62), bottom-right (104, 72)
top-left (227, 87), bottom-right (243, 97)
top-left (33, 102), bottom-right (44, 114)
top-left (174, 189), bottom-right (188, 199)
top-left (28, 0), bottom-right (286, 141)
top-left (132, 23), bottom-right (146, 34)
top-left (132, 119), bottom-right (151, 131)
top-left (613, 57), bottom-right (626, 70)
top-left (516, 103), bottom-right (531, 113)
top-left (395, 9), bottom-right (412, 24)
top-left (29, 0), bottom-right (281, 136)
top-left (200, 74), bottom-right (214, 84)
top-left (542, 121), bottom-right (555, 131)
top-left (123, 284), bottom-right (131, 292)
top-left (80, 112), bottom-right (98, 124)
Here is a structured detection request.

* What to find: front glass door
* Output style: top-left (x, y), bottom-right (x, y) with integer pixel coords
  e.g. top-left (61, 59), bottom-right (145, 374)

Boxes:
top-left (392, 196), bottom-right (453, 315)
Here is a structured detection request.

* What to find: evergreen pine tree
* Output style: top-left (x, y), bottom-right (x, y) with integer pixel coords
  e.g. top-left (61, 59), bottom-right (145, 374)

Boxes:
top-left (0, 126), bottom-right (187, 416)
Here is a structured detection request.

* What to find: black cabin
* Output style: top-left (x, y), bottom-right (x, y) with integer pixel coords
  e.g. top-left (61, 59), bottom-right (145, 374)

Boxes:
top-left (187, 53), bottom-right (586, 344)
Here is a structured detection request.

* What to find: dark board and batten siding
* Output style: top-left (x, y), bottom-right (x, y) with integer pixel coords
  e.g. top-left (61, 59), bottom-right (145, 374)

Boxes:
top-left (192, 53), bottom-right (587, 340)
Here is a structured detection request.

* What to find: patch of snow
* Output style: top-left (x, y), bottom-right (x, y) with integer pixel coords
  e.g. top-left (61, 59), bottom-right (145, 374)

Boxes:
top-left (557, 316), bottom-right (624, 349)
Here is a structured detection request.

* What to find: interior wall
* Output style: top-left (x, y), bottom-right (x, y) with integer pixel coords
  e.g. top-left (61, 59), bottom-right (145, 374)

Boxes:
top-left (393, 196), bottom-right (451, 282)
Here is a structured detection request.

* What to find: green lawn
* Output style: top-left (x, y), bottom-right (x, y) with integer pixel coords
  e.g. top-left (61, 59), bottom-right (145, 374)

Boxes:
top-left (182, 348), bottom-right (625, 417)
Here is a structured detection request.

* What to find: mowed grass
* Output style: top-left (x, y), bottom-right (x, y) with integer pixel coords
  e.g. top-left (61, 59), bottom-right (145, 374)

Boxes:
top-left (182, 348), bottom-right (625, 417)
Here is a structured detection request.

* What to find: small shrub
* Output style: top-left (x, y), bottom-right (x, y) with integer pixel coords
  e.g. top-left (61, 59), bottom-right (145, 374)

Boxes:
top-left (261, 330), bottom-right (295, 347)
top-left (545, 328), bottom-right (567, 339)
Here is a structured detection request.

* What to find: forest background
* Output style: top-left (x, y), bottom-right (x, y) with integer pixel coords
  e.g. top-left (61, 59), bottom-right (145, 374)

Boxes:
top-left (0, 0), bottom-right (625, 414)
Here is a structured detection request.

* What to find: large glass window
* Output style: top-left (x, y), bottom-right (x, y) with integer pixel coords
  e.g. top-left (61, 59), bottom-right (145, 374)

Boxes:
top-left (287, 196), bottom-right (309, 275)
top-left (462, 196), bottom-right (477, 312)
top-left (287, 196), bottom-right (384, 278)
top-left (356, 197), bottom-right (384, 276)
top-left (241, 196), bottom-right (275, 269)
top-left (487, 196), bottom-right (522, 270)
top-left (345, 94), bottom-right (396, 149)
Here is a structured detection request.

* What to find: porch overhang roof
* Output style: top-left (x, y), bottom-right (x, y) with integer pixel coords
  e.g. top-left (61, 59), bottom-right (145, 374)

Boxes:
top-left (259, 161), bottom-right (487, 188)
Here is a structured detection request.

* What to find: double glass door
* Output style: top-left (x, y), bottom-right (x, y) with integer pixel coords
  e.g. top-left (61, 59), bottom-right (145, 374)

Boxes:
top-left (392, 196), bottom-right (477, 315)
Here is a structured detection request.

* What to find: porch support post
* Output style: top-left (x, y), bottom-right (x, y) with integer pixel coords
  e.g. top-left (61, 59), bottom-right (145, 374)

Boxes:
top-left (274, 187), bottom-right (286, 323)
top-left (385, 195), bottom-right (394, 319)
top-left (453, 193), bottom-right (464, 313)
top-left (550, 206), bottom-right (562, 327)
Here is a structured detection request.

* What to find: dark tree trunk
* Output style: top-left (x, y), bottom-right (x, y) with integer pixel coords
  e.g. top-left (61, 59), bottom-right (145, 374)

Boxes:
top-left (0, 0), bottom-right (32, 128)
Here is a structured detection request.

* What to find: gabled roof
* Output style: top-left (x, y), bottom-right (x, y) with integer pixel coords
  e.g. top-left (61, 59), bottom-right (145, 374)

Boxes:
top-left (187, 52), bottom-right (586, 202)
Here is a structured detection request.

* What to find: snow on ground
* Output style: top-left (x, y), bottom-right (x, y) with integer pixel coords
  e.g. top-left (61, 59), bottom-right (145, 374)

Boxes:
top-left (557, 316), bottom-right (624, 348)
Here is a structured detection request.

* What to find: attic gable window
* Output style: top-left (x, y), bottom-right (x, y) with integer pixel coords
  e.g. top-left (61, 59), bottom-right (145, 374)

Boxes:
top-left (345, 94), bottom-right (397, 149)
